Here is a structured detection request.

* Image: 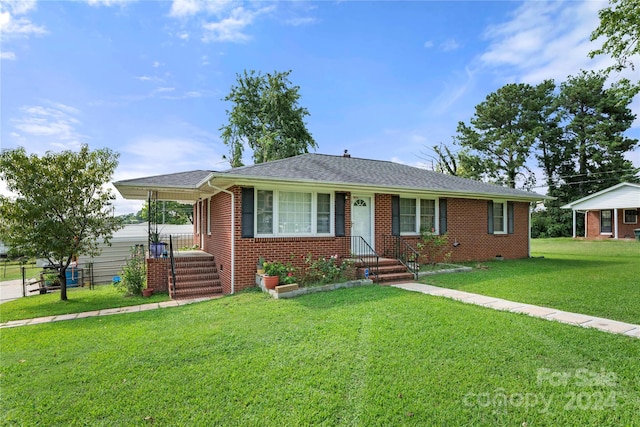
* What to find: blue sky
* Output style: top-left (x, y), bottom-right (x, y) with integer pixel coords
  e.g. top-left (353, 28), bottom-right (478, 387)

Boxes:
top-left (1, 0), bottom-right (638, 214)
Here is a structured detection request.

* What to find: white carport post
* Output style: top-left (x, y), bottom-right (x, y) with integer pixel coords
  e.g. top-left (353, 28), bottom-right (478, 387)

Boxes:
top-left (614, 208), bottom-right (619, 239)
top-left (572, 209), bottom-right (577, 238)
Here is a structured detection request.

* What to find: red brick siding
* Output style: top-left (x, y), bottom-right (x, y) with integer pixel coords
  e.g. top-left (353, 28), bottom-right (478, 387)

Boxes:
top-left (187, 187), bottom-right (532, 295)
top-left (444, 198), bottom-right (529, 261)
top-left (586, 209), bottom-right (640, 239)
top-left (147, 258), bottom-right (169, 292)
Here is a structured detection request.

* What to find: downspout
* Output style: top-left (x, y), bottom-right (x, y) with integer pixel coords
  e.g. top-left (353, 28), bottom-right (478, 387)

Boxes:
top-left (207, 181), bottom-right (235, 295)
top-left (528, 203), bottom-right (532, 258)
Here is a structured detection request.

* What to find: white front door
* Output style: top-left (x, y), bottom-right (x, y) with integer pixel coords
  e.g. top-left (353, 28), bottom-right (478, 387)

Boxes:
top-left (352, 195), bottom-right (373, 253)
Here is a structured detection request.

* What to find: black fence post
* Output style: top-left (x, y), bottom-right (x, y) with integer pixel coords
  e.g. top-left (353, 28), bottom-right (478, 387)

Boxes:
top-left (22, 265), bottom-right (26, 297)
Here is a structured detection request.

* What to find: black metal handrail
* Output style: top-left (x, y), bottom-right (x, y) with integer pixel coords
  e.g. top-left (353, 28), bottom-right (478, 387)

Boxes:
top-left (341, 235), bottom-right (380, 280)
top-left (169, 235), bottom-right (177, 296)
top-left (383, 235), bottom-right (420, 279)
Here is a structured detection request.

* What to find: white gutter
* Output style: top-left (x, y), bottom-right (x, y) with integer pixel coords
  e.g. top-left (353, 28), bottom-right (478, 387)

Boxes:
top-left (207, 181), bottom-right (235, 295)
top-left (528, 203), bottom-right (532, 257)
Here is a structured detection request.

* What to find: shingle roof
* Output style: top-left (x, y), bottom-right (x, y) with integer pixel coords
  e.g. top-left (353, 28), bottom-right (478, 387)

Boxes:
top-left (220, 153), bottom-right (544, 200)
top-left (115, 170), bottom-right (214, 188)
top-left (114, 154), bottom-right (546, 201)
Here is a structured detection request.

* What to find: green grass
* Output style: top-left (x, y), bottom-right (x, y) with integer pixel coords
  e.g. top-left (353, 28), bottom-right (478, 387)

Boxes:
top-left (419, 238), bottom-right (640, 324)
top-left (0, 261), bottom-right (40, 282)
top-left (0, 285), bottom-right (169, 323)
top-left (1, 287), bottom-right (638, 426)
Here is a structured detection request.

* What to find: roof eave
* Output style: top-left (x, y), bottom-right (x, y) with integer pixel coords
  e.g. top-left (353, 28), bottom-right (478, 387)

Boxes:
top-left (206, 174), bottom-right (548, 202)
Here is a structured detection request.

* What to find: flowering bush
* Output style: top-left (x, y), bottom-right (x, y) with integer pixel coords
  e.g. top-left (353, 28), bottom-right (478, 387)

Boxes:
top-left (417, 228), bottom-right (451, 266)
top-left (301, 254), bottom-right (355, 286)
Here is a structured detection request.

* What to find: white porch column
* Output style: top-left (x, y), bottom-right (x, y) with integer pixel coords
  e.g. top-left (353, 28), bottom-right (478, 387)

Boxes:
top-left (614, 208), bottom-right (619, 239)
top-left (572, 209), bottom-right (577, 238)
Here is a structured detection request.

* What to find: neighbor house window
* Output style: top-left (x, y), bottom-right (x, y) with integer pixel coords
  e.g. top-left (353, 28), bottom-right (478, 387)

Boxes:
top-left (256, 189), bottom-right (332, 236)
top-left (623, 209), bottom-right (638, 224)
top-left (600, 210), bottom-right (612, 233)
top-left (399, 197), bottom-right (438, 234)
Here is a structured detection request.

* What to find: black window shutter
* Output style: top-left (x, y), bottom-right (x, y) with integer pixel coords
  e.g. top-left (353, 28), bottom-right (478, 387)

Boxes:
top-left (392, 195), bottom-right (400, 236)
top-left (439, 199), bottom-right (447, 234)
top-left (507, 202), bottom-right (515, 234)
top-left (487, 200), bottom-right (494, 234)
top-left (241, 187), bottom-right (254, 238)
top-left (335, 192), bottom-right (346, 237)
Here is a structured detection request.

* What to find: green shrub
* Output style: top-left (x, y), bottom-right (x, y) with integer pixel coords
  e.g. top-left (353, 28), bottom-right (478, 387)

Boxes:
top-left (115, 246), bottom-right (146, 296)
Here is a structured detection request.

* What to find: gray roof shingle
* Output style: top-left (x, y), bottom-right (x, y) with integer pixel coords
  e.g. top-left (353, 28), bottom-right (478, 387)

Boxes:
top-left (115, 170), bottom-right (214, 188)
top-left (221, 153), bottom-right (544, 199)
top-left (115, 154), bottom-right (545, 200)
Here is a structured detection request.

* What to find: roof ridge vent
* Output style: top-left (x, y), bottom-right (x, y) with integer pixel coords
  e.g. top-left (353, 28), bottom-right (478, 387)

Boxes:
top-left (343, 149), bottom-right (351, 158)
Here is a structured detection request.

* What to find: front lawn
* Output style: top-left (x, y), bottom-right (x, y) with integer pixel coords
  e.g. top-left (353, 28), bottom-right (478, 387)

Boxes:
top-left (419, 238), bottom-right (640, 324)
top-left (0, 285), bottom-right (169, 323)
top-left (1, 287), bottom-right (638, 425)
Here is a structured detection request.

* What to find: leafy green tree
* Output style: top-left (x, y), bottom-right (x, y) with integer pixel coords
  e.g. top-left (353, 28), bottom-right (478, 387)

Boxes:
top-left (455, 81), bottom-right (555, 189)
top-left (138, 201), bottom-right (193, 225)
top-left (557, 71), bottom-right (639, 196)
top-left (0, 145), bottom-right (122, 300)
top-left (220, 70), bottom-right (317, 167)
top-left (589, 0), bottom-right (640, 71)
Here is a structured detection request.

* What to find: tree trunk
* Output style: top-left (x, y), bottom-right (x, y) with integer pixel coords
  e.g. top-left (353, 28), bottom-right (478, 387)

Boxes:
top-left (59, 268), bottom-right (68, 301)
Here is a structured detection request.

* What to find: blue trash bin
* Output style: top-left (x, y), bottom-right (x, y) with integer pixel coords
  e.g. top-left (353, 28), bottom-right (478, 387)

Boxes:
top-left (66, 269), bottom-right (79, 287)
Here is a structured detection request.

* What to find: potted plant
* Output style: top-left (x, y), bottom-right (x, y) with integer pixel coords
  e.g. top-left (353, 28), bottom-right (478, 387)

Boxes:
top-left (149, 231), bottom-right (165, 258)
top-left (262, 261), bottom-right (284, 290)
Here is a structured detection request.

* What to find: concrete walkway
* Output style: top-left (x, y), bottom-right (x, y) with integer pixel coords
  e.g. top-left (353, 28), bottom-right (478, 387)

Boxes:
top-left (392, 283), bottom-right (640, 339)
top-left (0, 296), bottom-right (220, 329)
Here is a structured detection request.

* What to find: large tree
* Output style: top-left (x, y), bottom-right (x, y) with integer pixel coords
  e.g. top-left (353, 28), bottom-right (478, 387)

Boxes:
top-left (0, 145), bottom-right (122, 300)
top-left (220, 70), bottom-right (317, 167)
top-left (455, 81), bottom-right (555, 189)
top-left (540, 71), bottom-right (639, 236)
top-left (138, 200), bottom-right (193, 225)
top-left (589, 0), bottom-right (640, 71)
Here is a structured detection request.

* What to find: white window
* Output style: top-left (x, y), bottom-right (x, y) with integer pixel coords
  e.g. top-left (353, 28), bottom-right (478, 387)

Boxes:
top-left (317, 193), bottom-right (331, 233)
top-left (256, 189), bottom-right (332, 236)
top-left (420, 199), bottom-right (436, 232)
top-left (257, 190), bottom-right (273, 234)
top-left (400, 198), bottom-right (416, 233)
top-left (493, 201), bottom-right (507, 234)
top-left (624, 209), bottom-right (638, 224)
top-left (400, 197), bottom-right (438, 234)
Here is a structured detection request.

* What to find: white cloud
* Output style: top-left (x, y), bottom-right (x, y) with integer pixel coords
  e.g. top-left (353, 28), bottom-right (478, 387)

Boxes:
top-left (178, 32), bottom-right (189, 40)
top-left (0, 0), bottom-right (46, 38)
top-left (423, 40), bottom-right (434, 48)
top-left (10, 102), bottom-right (85, 151)
top-left (1, 51), bottom-right (16, 60)
top-left (201, 6), bottom-right (274, 43)
top-left (477, 0), bottom-right (635, 84)
top-left (152, 61), bottom-right (161, 68)
top-left (440, 39), bottom-right (460, 52)
top-left (169, 0), bottom-right (233, 18)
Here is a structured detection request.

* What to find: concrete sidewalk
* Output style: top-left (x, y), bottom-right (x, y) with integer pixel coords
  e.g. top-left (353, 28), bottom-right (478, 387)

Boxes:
top-left (0, 296), bottom-right (220, 329)
top-left (392, 283), bottom-right (640, 339)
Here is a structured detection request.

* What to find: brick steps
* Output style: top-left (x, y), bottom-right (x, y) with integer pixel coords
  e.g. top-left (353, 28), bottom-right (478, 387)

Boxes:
top-left (354, 258), bottom-right (415, 283)
top-left (169, 255), bottom-right (224, 300)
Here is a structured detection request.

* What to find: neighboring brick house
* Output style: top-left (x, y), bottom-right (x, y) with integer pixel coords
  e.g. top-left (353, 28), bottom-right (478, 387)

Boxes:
top-left (562, 182), bottom-right (640, 239)
top-left (115, 153), bottom-right (546, 295)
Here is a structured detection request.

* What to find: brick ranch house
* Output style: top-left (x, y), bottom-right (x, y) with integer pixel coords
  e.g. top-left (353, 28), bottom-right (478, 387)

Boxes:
top-left (562, 182), bottom-right (640, 239)
top-left (114, 153), bottom-right (546, 297)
